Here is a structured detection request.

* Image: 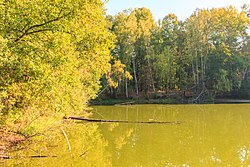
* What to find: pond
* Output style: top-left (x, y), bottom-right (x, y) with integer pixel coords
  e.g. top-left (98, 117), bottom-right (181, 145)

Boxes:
top-left (2, 104), bottom-right (250, 166)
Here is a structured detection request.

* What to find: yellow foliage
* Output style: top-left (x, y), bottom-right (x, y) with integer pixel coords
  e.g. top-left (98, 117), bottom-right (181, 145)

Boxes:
top-left (107, 60), bottom-right (132, 88)
top-left (0, 0), bottom-right (114, 130)
top-left (125, 71), bottom-right (133, 80)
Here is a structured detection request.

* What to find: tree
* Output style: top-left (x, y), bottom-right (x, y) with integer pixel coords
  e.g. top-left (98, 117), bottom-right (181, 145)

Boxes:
top-left (0, 0), bottom-right (114, 130)
top-left (110, 11), bottom-right (136, 97)
top-left (106, 60), bottom-right (132, 98)
top-left (185, 6), bottom-right (249, 97)
top-left (111, 8), bottom-right (155, 97)
top-left (151, 14), bottom-right (183, 92)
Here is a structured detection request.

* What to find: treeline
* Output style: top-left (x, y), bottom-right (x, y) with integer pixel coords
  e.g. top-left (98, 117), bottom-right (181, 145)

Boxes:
top-left (0, 0), bottom-right (113, 130)
top-left (103, 5), bottom-right (250, 101)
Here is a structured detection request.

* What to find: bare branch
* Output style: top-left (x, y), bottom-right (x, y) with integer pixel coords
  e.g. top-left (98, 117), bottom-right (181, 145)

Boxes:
top-left (26, 29), bottom-right (53, 35)
top-left (14, 12), bottom-right (71, 42)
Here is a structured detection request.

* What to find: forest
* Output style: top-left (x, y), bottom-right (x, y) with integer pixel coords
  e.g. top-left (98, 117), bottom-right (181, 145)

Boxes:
top-left (103, 5), bottom-right (250, 102)
top-left (0, 0), bottom-right (249, 146)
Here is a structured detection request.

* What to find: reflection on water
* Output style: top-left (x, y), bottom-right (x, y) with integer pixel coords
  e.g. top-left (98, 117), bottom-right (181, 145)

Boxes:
top-left (2, 104), bottom-right (250, 166)
top-left (92, 104), bottom-right (250, 166)
top-left (3, 123), bottom-right (112, 166)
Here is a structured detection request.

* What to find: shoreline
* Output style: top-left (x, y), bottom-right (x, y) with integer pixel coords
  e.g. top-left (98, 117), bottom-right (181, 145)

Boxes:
top-left (90, 98), bottom-right (250, 106)
top-left (214, 99), bottom-right (250, 103)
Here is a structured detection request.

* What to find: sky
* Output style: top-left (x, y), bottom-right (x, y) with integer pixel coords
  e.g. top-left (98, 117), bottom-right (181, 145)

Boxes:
top-left (104, 0), bottom-right (249, 21)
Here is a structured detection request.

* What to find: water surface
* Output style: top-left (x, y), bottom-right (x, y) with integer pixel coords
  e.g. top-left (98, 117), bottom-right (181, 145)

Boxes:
top-left (3, 104), bottom-right (250, 166)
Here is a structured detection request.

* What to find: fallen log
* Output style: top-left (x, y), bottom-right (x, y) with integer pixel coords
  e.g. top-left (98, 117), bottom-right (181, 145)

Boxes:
top-left (64, 116), bottom-right (181, 125)
top-left (29, 155), bottom-right (57, 158)
top-left (115, 101), bottom-right (134, 105)
top-left (0, 155), bottom-right (57, 159)
top-left (0, 155), bottom-right (9, 159)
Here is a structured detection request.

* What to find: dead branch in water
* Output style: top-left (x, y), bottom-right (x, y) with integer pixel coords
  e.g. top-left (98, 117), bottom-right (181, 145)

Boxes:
top-left (192, 86), bottom-right (208, 103)
top-left (115, 101), bottom-right (134, 105)
top-left (64, 116), bottom-right (181, 125)
top-left (60, 128), bottom-right (71, 152)
top-left (0, 155), bottom-right (57, 159)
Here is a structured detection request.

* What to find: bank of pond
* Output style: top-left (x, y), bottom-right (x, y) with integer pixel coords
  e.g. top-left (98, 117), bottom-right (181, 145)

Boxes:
top-left (90, 97), bottom-right (250, 105)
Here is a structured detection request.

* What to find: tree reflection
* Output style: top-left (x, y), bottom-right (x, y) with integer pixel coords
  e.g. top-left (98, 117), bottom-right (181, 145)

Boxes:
top-left (4, 123), bottom-right (112, 166)
top-left (94, 104), bottom-right (250, 166)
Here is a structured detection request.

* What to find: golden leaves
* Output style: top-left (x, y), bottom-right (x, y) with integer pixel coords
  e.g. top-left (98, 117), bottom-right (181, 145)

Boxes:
top-left (107, 60), bottom-right (132, 88)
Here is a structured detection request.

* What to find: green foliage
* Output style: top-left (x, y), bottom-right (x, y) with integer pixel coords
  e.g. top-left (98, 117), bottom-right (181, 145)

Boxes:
top-left (150, 14), bottom-right (182, 91)
top-left (106, 5), bottom-right (249, 99)
top-left (0, 0), bottom-right (114, 129)
top-left (185, 6), bottom-right (249, 95)
top-left (110, 8), bottom-right (155, 96)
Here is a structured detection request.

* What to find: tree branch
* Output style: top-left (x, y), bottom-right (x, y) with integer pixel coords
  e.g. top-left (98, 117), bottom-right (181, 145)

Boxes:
top-left (14, 12), bottom-right (71, 42)
top-left (26, 29), bottom-right (53, 35)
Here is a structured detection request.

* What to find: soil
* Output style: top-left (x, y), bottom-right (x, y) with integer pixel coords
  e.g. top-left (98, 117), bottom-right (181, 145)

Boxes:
top-left (0, 131), bottom-right (26, 159)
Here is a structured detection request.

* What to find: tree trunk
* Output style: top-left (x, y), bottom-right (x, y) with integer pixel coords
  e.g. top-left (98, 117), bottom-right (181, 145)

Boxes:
top-left (192, 61), bottom-right (196, 85)
top-left (147, 58), bottom-right (155, 92)
top-left (125, 77), bottom-right (128, 98)
top-left (132, 56), bottom-right (139, 95)
top-left (201, 56), bottom-right (204, 84)
top-left (196, 54), bottom-right (199, 85)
